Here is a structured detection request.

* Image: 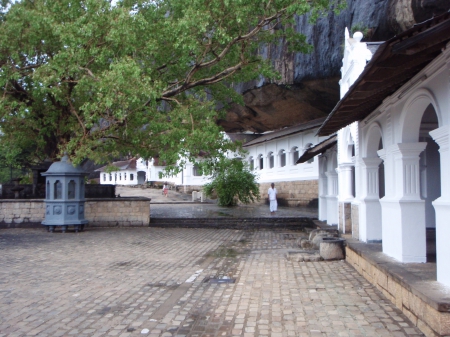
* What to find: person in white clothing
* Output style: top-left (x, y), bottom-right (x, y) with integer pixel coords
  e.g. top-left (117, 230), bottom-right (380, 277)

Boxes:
top-left (268, 183), bottom-right (277, 215)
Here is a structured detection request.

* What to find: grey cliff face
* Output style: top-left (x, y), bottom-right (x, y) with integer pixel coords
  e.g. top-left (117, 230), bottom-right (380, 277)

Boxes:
top-left (220, 0), bottom-right (450, 133)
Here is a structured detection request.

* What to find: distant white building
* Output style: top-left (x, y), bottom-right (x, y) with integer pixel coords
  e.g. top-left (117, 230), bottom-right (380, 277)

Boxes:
top-left (95, 118), bottom-right (327, 204)
top-left (96, 156), bottom-right (211, 193)
top-left (146, 157), bottom-right (211, 193)
top-left (96, 158), bottom-right (148, 186)
top-left (240, 117), bottom-right (328, 206)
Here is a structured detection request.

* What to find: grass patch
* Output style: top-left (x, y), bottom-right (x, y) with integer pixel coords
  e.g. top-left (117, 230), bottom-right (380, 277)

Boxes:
top-left (207, 247), bottom-right (239, 258)
top-left (216, 211), bottom-right (233, 217)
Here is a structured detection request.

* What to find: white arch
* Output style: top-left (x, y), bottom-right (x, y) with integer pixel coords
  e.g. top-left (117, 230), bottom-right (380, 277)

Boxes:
top-left (364, 122), bottom-right (383, 158)
top-left (339, 126), bottom-right (356, 162)
top-left (399, 88), bottom-right (441, 142)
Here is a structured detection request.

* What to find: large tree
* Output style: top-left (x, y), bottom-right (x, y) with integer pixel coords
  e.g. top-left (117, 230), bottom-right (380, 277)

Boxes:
top-left (0, 0), bottom-right (343, 169)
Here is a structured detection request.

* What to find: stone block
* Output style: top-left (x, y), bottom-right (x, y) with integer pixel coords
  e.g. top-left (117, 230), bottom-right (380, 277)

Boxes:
top-left (417, 318), bottom-right (438, 337)
top-left (410, 293), bottom-right (425, 320)
top-left (376, 269), bottom-right (388, 291)
top-left (402, 304), bottom-right (418, 326)
top-left (421, 303), bottom-right (442, 335)
top-left (401, 287), bottom-right (410, 311)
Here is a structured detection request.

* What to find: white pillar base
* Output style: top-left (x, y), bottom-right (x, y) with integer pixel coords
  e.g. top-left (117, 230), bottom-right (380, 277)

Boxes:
top-left (380, 198), bottom-right (426, 263)
top-left (358, 197), bottom-right (382, 242)
top-left (326, 195), bottom-right (338, 226)
top-left (432, 198), bottom-right (450, 287)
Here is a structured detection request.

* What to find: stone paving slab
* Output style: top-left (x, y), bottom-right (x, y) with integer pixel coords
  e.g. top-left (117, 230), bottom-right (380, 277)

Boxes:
top-left (149, 204), bottom-right (318, 219)
top-left (0, 228), bottom-right (424, 337)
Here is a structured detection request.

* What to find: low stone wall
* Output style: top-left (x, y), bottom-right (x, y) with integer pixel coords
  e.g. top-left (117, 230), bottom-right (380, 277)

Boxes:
top-left (0, 198), bottom-right (150, 228)
top-left (181, 185), bottom-right (203, 195)
top-left (85, 198), bottom-right (150, 227)
top-left (0, 200), bottom-right (44, 227)
top-left (346, 243), bottom-right (450, 337)
top-left (258, 180), bottom-right (318, 207)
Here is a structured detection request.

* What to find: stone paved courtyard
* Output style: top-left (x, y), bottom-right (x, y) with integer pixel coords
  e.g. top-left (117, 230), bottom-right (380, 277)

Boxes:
top-left (0, 228), bottom-right (424, 337)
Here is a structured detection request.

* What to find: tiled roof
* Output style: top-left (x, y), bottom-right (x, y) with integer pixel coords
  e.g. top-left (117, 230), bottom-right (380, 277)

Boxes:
top-left (243, 117), bottom-right (326, 147)
top-left (296, 135), bottom-right (337, 164)
top-left (95, 158), bottom-right (137, 172)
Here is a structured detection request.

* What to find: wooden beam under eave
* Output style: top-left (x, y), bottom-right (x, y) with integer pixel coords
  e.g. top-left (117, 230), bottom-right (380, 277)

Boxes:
top-left (392, 19), bottom-right (450, 55)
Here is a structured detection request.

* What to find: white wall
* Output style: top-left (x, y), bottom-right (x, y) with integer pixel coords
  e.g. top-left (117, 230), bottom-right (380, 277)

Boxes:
top-left (243, 130), bottom-right (325, 184)
top-left (99, 169), bottom-right (138, 186)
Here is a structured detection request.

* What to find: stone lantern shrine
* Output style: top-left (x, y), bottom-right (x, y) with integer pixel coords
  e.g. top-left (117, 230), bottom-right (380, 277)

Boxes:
top-left (41, 155), bottom-right (88, 233)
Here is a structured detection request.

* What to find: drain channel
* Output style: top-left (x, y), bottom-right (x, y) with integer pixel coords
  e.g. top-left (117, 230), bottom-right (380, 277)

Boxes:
top-left (203, 276), bottom-right (236, 284)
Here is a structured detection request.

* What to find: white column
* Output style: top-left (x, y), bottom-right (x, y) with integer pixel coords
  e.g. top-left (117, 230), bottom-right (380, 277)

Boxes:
top-left (379, 143), bottom-right (427, 263)
top-left (318, 155), bottom-right (328, 221)
top-left (337, 163), bottom-right (354, 201)
top-left (325, 170), bottom-right (338, 226)
top-left (430, 126), bottom-right (450, 287)
top-left (337, 162), bottom-right (354, 233)
top-left (358, 157), bottom-right (383, 242)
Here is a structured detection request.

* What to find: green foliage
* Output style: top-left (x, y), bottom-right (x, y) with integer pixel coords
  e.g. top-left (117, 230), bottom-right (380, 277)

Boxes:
top-left (0, 0), bottom-right (344, 169)
top-left (0, 166), bottom-right (29, 184)
top-left (203, 157), bottom-right (260, 207)
top-left (350, 22), bottom-right (369, 39)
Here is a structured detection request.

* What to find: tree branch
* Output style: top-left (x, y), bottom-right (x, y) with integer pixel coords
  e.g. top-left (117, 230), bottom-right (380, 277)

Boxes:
top-left (66, 98), bottom-right (88, 139)
top-left (78, 66), bottom-right (98, 81)
top-left (159, 6), bottom-right (288, 99)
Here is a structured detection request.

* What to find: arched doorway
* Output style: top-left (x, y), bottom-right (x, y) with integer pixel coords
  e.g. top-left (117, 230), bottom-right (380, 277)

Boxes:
top-left (386, 90), bottom-right (442, 263)
top-left (137, 171), bottom-right (146, 185)
top-left (419, 104), bottom-right (440, 262)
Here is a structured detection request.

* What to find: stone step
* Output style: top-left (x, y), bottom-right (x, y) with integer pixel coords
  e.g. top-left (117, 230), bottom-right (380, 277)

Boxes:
top-left (149, 217), bottom-right (316, 230)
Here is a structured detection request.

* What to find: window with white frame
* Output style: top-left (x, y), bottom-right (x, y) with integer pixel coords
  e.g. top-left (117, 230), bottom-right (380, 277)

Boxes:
top-left (292, 147), bottom-right (299, 164)
top-left (193, 164), bottom-right (202, 176)
top-left (268, 152), bottom-right (274, 169)
top-left (303, 143), bottom-right (314, 164)
top-left (279, 150), bottom-right (286, 167)
top-left (258, 154), bottom-right (264, 170)
top-left (249, 157), bottom-right (254, 171)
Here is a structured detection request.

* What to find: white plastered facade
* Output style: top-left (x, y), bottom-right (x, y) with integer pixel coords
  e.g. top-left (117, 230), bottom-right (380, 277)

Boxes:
top-left (99, 158), bottom-right (211, 187)
top-left (243, 129), bottom-right (324, 185)
top-left (318, 28), bottom-right (450, 287)
top-left (98, 159), bottom-right (148, 186)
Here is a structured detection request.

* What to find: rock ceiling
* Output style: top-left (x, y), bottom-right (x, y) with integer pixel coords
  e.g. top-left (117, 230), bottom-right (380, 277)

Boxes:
top-left (218, 79), bottom-right (340, 133)
top-left (217, 0), bottom-right (450, 134)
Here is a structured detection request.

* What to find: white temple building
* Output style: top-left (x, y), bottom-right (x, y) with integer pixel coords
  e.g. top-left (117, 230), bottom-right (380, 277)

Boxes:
top-left (241, 117), bottom-right (327, 206)
top-left (95, 119), bottom-right (327, 204)
top-left (96, 157), bottom-right (210, 192)
top-left (302, 13), bottom-right (450, 288)
top-left (96, 158), bottom-right (146, 186)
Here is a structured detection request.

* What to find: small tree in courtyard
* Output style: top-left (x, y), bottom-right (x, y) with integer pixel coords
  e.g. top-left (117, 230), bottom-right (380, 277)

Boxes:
top-left (203, 158), bottom-right (260, 207)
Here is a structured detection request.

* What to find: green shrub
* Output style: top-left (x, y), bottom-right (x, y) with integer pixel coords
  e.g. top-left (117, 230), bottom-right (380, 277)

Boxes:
top-left (203, 158), bottom-right (260, 207)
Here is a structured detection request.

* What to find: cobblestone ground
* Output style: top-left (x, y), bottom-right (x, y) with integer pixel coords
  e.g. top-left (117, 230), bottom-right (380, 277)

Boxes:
top-left (0, 228), bottom-right (424, 337)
